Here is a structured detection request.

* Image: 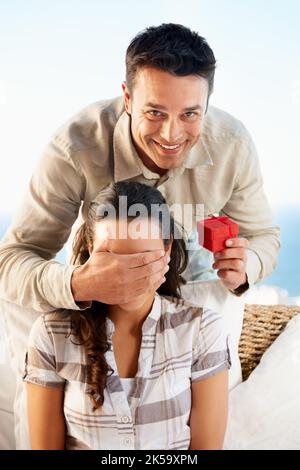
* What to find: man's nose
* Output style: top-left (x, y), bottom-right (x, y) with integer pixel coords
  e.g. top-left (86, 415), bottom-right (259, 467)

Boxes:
top-left (159, 117), bottom-right (183, 143)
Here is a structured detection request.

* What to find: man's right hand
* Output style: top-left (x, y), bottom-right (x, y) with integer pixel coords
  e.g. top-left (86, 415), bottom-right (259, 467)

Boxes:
top-left (71, 248), bottom-right (170, 305)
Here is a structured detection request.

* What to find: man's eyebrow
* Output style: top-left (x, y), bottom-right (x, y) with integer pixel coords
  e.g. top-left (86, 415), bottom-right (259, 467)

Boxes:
top-left (144, 102), bottom-right (166, 109)
top-left (145, 102), bottom-right (203, 112)
top-left (182, 105), bottom-right (203, 112)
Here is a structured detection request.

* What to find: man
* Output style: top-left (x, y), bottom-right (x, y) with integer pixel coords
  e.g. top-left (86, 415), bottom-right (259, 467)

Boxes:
top-left (0, 23), bottom-right (279, 448)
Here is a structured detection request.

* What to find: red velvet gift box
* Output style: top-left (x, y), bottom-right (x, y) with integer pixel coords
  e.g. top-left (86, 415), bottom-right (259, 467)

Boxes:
top-left (197, 215), bottom-right (239, 253)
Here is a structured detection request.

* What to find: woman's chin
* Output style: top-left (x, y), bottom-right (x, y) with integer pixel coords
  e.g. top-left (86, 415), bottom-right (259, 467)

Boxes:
top-left (118, 293), bottom-right (154, 312)
top-left (118, 299), bottom-right (146, 311)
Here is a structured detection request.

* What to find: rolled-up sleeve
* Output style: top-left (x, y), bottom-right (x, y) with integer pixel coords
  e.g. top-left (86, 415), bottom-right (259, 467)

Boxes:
top-left (192, 308), bottom-right (231, 382)
top-left (0, 137), bottom-right (87, 312)
top-left (23, 314), bottom-right (65, 390)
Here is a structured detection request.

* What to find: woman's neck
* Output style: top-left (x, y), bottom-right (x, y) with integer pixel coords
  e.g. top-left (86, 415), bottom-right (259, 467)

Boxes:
top-left (108, 294), bottom-right (156, 335)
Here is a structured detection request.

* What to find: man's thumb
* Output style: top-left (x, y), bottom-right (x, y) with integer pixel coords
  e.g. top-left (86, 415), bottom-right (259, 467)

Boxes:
top-left (92, 223), bottom-right (113, 253)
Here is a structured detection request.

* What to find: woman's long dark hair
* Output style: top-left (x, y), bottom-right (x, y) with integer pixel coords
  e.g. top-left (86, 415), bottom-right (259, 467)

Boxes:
top-left (70, 181), bottom-right (188, 411)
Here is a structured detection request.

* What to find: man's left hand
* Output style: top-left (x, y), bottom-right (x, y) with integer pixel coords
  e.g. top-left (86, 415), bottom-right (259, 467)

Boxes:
top-left (212, 237), bottom-right (249, 291)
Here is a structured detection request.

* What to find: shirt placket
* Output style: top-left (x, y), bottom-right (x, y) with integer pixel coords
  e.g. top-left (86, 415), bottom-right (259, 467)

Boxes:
top-left (104, 296), bottom-right (161, 450)
top-left (129, 296), bottom-right (161, 440)
top-left (105, 318), bottom-right (135, 450)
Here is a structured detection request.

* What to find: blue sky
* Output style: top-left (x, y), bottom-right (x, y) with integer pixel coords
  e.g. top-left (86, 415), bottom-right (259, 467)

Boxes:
top-left (0, 0), bottom-right (299, 210)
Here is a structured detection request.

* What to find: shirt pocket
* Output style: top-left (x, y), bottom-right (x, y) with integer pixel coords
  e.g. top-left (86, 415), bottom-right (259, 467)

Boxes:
top-left (167, 360), bottom-right (192, 399)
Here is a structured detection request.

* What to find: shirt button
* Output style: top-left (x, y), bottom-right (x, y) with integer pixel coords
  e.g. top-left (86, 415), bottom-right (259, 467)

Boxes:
top-left (123, 437), bottom-right (133, 447)
top-left (121, 415), bottom-right (132, 424)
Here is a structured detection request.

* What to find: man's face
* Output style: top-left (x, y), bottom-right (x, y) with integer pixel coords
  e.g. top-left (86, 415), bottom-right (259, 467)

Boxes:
top-left (122, 66), bottom-right (209, 174)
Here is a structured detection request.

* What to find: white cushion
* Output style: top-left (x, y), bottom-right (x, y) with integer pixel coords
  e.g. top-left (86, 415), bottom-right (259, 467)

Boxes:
top-left (0, 363), bottom-right (16, 450)
top-left (224, 314), bottom-right (300, 450)
top-left (0, 316), bottom-right (16, 450)
top-left (180, 279), bottom-right (244, 390)
top-left (0, 299), bottom-right (40, 449)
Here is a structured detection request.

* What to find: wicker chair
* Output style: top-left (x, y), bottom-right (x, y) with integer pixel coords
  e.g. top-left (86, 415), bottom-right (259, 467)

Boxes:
top-left (239, 304), bottom-right (300, 380)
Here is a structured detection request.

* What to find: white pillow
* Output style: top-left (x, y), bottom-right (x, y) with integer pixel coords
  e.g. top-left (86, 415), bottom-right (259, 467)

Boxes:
top-left (0, 299), bottom-right (41, 449)
top-left (0, 314), bottom-right (16, 450)
top-left (180, 279), bottom-right (244, 390)
top-left (224, 314), bottom-right (300, 450)
top-left (0, 363), bottom-right (16, 450)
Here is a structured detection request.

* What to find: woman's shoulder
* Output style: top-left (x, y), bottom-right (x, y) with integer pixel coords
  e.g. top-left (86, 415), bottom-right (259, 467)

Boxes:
top-left (160, 294), bottom-right (222, 326)
top-left (27, 310), bottom-right (75, 356)
top-left (161, 294), bottom-right (204, 315)
top-left (43, 309), bottom-right (75, 334)
top-left (160, 294), bottom-right (205, 324)
top-left (43, 308), bottom-right (74, 322)
top-left (30, 309), bottom-right (75, 340)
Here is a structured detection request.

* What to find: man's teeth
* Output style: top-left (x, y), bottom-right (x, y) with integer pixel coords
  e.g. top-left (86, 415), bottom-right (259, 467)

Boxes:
top-left (158, 143), bottom-right (181, 149)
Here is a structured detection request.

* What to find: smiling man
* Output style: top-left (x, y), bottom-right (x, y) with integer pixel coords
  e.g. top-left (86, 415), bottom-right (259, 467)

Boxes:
top-left (0, 21), bottom-right (280, 317)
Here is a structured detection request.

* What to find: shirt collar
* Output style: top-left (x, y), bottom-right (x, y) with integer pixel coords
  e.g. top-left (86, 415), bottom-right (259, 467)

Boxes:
top-left (106, 293), bottom-right (162, 340)
top-left (113, 109), bottom-right (213, 183)
top-left (113, 110), bottom-right (143, 182)
top-left (183, 131), bottom-right (213, 168)
top-left (141, 293), bottom-right (162, 334)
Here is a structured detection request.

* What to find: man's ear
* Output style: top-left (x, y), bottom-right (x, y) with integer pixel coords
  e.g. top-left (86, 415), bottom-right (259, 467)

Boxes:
top-left (122, 81), bottom-right (132, 115)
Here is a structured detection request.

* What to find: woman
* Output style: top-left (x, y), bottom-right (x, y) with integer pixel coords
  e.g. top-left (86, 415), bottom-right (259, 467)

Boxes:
top-left (23, 181), bottom-right (231, 450)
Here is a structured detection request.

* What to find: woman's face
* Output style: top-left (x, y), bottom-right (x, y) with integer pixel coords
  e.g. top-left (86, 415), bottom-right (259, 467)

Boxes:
top-left (89, 217), bottom-right (171, 311)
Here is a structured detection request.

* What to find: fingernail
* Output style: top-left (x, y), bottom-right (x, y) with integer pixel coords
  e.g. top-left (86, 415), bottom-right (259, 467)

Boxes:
top-left (167, 256), bottom-right (171, 263)
top-left (226, 239), bottom-right (233, 246)
top-left (160, 250), bottom-right (165, 256)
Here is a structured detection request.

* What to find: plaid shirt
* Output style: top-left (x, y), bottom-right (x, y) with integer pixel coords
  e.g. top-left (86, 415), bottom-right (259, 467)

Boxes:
top-left (23, 294), bottom-right (231, 450)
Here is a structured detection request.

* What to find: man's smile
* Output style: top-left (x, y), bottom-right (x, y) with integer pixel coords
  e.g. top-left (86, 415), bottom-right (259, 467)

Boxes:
top-left (151, 139), bottom-right (186, 155)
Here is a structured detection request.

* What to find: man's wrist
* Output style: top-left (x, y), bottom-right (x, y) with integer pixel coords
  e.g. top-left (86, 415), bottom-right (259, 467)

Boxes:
top-left (71, 265), bottom-right (84, 301)
top-left (230, 274), bottom-right (249, 297)
top-left (71, 265), bottom-right (92, 308)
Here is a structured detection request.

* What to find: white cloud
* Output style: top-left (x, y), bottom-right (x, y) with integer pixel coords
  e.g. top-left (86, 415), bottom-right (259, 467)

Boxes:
top-left (244, 284), bottom-right (300, 306)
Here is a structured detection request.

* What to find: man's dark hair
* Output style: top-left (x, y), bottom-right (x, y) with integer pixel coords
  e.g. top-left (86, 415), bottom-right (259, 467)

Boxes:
top-left (125, 23), bottom-right (216, 97)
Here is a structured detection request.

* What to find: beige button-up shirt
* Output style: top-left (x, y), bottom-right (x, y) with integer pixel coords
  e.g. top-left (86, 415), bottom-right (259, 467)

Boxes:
top-left (0, 97), bottom-right (280, 312)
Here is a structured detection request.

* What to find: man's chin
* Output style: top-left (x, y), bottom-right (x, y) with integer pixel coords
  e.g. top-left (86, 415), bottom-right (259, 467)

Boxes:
top-left (154, 157), bottom-right (186, 170)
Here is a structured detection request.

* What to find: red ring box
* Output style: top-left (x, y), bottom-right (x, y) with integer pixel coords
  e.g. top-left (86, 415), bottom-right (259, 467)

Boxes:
top-left (197, 215), bottom-right (239, 253)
